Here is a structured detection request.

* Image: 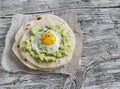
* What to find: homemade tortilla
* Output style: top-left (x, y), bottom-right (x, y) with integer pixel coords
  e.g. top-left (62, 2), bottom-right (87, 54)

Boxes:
top-left (12, 21), bottom-right (52, 71)
top-left (12, 22), bottom-right (38, 70)
top-left (13, 14), bottom-right (75, 69)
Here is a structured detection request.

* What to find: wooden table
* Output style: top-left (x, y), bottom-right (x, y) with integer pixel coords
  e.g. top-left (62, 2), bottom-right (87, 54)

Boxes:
top-left (0, 0), bottom-right (120, 89)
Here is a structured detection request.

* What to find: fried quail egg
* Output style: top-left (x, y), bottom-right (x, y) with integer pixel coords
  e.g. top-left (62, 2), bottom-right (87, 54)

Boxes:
top-left (32, 29), bottom-right (61, 53)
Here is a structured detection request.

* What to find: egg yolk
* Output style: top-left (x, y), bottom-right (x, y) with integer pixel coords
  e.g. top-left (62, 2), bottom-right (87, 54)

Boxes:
top-left (41, 32), bottom-right (56, 45)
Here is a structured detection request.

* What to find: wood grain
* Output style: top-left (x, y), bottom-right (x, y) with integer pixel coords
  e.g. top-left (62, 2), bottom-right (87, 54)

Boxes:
top-left (0, 0), bottom-right (120, 89)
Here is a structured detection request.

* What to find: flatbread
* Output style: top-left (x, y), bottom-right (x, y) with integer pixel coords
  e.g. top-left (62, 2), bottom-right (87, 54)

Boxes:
top-left (12, 21), bottom-right (52, 71)
top-left (14, 14), bottom-right (75, 69)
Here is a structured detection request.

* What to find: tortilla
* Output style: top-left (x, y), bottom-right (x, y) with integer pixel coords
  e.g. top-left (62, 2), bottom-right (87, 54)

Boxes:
top-left (12, 21), bottom-right (52, 71)
top-left (13, 14), bottom-right (75, 69)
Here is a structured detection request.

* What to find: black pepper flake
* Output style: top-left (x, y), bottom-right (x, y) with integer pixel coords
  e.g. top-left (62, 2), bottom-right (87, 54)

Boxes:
top-left (58, 60), bottom-right (60, 63)
top-left (45, 26), bottom-right (51, 29)
top-left (36, 16), bottom-right (42, 20)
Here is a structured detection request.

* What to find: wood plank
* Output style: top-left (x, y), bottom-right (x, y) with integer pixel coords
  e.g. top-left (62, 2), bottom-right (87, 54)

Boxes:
top-left (1, 0), bottom-right (120, 17)
top-left (0, 0), bottom-right (120, 89)
top-left (0, 72), bottom-right (68, 89)
top-left (76, 8), bottom-right (120, 89)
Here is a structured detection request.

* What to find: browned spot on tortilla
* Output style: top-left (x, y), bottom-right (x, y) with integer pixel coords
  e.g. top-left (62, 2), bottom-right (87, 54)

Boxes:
top-left (26, 24), bottom-right (30, 26)
top-left (25, 23), bottom-right (30, 30)
top-left (24, 59), bottom-right (27, 62)
top-left (36, 16), bottom-right (42, 20)
top-left (26, 27), bottom-right (28, 30)
top-left (17, 45), bottom-right (20, 48)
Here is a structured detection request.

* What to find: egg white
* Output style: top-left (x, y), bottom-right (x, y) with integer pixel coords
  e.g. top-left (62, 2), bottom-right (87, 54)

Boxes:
top-left (32, 29), bottom-right (61, 53)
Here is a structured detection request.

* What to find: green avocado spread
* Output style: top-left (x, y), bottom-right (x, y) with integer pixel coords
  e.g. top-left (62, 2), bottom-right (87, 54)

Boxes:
top-left (23, 25), bottom-right (71, 62)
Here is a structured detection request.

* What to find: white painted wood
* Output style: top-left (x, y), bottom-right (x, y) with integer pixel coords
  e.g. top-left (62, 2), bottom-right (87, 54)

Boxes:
top-left (0, 0), bottom-right (120, 89)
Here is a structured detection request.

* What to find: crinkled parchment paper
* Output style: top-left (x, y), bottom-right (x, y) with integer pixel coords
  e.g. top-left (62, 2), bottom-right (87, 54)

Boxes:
top-left (2, 14), bottom-right (83, 75)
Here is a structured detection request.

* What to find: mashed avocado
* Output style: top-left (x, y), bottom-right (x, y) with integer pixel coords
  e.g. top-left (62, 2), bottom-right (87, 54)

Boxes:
top-left (23, 25), bottom-right (71, 62)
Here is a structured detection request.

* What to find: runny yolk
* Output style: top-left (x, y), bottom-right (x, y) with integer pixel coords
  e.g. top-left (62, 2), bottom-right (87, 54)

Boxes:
top-left (41, 32), bottom-right (56, 45)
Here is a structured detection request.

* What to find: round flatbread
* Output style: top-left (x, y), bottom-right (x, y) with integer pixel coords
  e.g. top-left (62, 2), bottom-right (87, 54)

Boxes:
top-left (13, 14), bottom-right (75, 69)
top-left (12, 21), bottom-right (52, 71)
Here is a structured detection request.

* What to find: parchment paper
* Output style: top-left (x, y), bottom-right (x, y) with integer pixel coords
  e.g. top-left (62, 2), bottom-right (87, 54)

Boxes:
top-left (2, 14), bottom-right (83, 75)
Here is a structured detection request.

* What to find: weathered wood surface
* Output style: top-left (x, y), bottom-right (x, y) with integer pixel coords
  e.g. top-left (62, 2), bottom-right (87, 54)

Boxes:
top-left (1, 0), bottom-right (120, 89)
